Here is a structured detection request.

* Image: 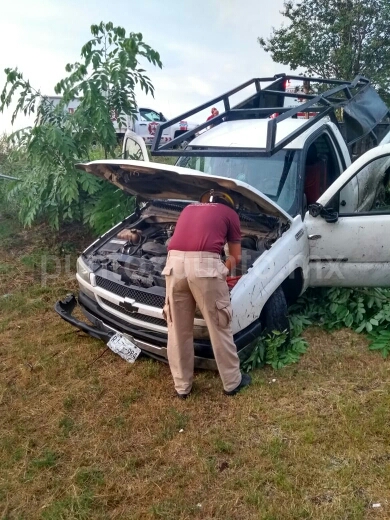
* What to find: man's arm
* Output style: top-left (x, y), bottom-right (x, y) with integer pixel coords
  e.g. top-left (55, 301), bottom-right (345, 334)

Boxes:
top-left (225, 242), bottom-right (241, 274)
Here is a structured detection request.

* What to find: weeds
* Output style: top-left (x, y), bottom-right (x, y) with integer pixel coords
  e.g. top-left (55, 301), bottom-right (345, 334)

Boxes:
top-left (214, 439), bottom-right (234, 454)
top-left (121, 388), bottom-right (141, 407)
top-left (242, 330), bottom-right (308, 372)
top-left (160, 408), bottom-right (189, 440)
top-left (59, 416), bottom-right (75, 438)
top-left (31, 450), bottom-right (59, 469)
top-left (41, 491), bottom-right (94, 520)
top-left (243, 286), bottom-right (390, 371)
top-left (75, 468), bottom-right (105, 488)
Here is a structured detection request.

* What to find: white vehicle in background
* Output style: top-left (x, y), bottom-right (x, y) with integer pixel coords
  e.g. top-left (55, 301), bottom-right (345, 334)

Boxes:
top-left (44, 97), bottom-right (198, 145)
top-left (119, 107), bottom-right (198, 146)
top-left (55, 74), bottom-right (390, 369)
top-left (44, 95), bottom-right (81, 115)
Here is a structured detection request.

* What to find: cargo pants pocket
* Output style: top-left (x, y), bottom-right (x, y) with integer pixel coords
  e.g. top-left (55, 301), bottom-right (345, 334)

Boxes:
top-left (161, 265), bottom-right (173, 276)
top-left (216, 300), bottom-right (232, 328)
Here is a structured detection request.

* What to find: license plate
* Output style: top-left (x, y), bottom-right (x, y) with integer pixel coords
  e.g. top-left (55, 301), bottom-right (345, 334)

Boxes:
top-left (107, 333), bottom-right (141, 363)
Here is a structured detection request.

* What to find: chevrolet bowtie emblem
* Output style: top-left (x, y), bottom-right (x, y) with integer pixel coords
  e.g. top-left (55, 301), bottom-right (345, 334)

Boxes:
top-left (119, 297), bottom-right (139, 313)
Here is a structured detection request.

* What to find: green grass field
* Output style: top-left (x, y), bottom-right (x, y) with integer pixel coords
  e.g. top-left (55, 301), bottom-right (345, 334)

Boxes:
top-left (1, 211), bottom-right (390, 519)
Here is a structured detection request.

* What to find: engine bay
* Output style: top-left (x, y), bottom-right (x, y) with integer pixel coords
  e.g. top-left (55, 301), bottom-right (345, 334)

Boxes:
top-left (84, 200), bottom-right (284, 291)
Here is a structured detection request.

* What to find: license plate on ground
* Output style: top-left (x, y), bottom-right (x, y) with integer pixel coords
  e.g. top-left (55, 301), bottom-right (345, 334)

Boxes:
top-left (107, 333), bottom-right (141, 363)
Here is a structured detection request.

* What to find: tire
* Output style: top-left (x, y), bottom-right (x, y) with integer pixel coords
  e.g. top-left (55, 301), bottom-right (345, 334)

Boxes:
top-left (262, 286), bottom-right (290, 335)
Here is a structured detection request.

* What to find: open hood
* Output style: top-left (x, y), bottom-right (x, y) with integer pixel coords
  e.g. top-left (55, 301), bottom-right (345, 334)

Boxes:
top-left (76, 160), bottom-right (292, 222)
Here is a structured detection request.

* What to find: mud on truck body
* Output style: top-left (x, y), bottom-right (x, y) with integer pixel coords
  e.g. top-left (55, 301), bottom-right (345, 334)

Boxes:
top-left (56, 73), bottom-right (390, 369)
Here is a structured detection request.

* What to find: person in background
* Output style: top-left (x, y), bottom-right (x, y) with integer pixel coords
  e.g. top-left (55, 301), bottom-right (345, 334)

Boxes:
top-left (207, 107), bottom-right (219, 121)
top-left (206, 107), bottom-right (219, 128)
top-left (162, 189), bottom-right (251, 399)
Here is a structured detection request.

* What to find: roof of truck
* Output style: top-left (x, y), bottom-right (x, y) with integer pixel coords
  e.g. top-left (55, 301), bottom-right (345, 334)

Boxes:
top-left (190, 118), bottom-right (330, 150)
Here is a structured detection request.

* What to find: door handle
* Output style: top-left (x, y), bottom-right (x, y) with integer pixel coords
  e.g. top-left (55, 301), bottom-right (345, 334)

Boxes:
top-left (308, 234), bottom-right (321, 240)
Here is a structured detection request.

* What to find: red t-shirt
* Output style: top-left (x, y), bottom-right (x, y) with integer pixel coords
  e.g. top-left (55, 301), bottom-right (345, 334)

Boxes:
top-left (168, 203), bottom-right (241, 254)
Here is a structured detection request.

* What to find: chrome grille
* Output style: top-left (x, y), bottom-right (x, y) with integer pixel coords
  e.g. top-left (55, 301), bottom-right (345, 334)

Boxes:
top-left (95, 276), bottom-right (165, 308)
top-left (101, 298), bottom-right (167, 327)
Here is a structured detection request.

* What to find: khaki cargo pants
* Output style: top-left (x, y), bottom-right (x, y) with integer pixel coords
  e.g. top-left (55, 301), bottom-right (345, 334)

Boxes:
top-left (162, 251), bottom-right (242, 394)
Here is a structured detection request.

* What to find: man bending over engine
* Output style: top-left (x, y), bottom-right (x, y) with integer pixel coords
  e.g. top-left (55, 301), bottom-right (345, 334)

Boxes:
top-left (161, 189), bottom-right (251, 399)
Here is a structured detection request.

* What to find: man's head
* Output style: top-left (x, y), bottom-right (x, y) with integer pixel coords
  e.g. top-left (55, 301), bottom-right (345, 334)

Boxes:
top-left (211, 107), bottom-right (219, 116)
top-left (200, 189), bottom-right (235, 209)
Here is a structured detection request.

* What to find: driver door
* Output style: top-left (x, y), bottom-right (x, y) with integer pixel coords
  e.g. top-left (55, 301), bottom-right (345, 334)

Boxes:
top-left (306, 144), bottom-right (390, 287)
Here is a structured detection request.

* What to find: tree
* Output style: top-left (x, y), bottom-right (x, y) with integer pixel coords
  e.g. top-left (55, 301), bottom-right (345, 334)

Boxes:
top-left (0, 22), bottom-right (162, 232)
top-left (258, 0), bottom-right (390, 100)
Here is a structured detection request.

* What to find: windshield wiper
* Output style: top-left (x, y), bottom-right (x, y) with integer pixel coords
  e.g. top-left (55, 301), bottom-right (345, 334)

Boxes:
top-left (238, 210), bottom-right (280, 229)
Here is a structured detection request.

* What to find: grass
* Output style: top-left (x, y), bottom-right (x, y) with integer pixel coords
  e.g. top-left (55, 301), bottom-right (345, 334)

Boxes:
top-left (1, 211), bottom-right (390, 519)
top-left (149, 150), bottom-right (177, 166)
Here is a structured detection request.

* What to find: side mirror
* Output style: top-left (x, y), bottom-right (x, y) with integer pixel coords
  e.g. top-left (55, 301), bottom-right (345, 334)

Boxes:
top-left (323, 211), bottom-right (339, 223)
top-left (308, 203), bottom-right (322, 217)
top-left (308, 203), bottom-right (339, 223)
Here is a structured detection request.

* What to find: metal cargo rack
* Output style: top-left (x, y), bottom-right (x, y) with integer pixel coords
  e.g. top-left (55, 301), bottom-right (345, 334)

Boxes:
top-left (151, 73), bottom-right (390, 158)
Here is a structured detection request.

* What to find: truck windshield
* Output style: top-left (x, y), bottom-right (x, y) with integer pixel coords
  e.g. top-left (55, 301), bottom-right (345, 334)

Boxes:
top-left (176, 149), bottom-right (300, 215)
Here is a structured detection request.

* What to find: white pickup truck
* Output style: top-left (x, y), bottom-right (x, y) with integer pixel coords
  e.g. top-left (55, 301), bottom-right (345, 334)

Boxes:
top-left (113, 106), bottom-right (198, 146)
top-left (56, 74), bottom-right (390, 369)
top-left (46, 96), bottom-right (198, 145)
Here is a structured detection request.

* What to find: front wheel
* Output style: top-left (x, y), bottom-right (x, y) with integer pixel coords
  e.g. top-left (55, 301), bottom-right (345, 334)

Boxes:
top-left (262, 286), bottom-right (290, 335)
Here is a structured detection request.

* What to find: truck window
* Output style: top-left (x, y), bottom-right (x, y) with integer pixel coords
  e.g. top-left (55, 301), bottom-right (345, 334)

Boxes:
top-left (177, 150), bottom-right (300, 215)
top-left (304, 134), bottom-right (341, 207)
top-left (139, 109), bottom-right (162, 122)
top-left (337, 155), bottom-right (390, 214)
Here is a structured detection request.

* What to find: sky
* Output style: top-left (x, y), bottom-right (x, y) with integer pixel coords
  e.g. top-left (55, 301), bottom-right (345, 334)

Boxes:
top-left (0, 0), bottom-right (290, 133)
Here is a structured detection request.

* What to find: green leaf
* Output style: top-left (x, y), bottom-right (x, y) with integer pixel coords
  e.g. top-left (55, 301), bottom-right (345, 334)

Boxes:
top-left (344, 314), bottom-right (354, 328)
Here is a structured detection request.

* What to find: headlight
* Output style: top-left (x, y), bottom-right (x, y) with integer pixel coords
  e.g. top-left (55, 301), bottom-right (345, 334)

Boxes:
top-left (76, 257), bottom-right (92, 284)
top-left (76, 257), bottom-right (96, 301)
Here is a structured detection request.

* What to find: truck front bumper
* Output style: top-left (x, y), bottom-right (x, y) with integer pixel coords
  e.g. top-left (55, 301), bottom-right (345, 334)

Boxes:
top-left (55, 293), bottom-right (219, 370)
top-left (55, 292), bottom-right (262, 370)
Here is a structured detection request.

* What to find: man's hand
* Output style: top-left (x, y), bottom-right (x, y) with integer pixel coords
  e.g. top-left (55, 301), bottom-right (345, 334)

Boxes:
top-left (225, 242), bottom-right (241, 274)
top-left (117, 229), bottom-right (133, 240)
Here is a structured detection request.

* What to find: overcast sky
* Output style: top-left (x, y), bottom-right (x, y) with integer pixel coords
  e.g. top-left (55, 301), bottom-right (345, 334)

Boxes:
top-left (0, 0), bottom-right (290, 133)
